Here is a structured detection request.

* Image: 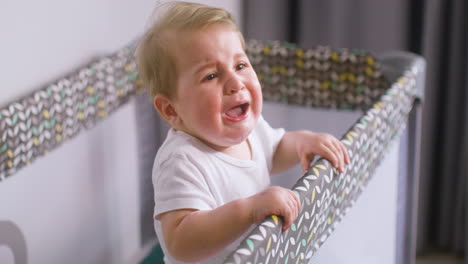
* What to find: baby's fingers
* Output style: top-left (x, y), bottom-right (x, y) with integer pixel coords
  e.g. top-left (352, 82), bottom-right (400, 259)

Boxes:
top-left (339, 141), bottom-right (350, 164)
top-left (300, 154), bottom-right (314, 173)
top-left (282, 191), bottom-right (301, 231)
top-left (320, 144), bottom-right (340, 170)
top-left (291, 190), bottom-right (301, 210)
top-left (331, 141), bottom-right (345, 172)
top-left (282, 201), bottom-right (297, 231)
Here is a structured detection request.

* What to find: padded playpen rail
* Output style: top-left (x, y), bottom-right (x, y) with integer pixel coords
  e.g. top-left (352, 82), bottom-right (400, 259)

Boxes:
top-left (0, 40), bottom-right (424, 263)
top-left (0, 44), bottom-right (143, 180)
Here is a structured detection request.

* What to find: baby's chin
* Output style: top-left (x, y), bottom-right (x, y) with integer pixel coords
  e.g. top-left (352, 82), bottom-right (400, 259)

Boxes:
top-left (204, 116), bottom-right (259, 149)
top-left (207, 125), bottom-right (252, 148)
top-left (223, 128), bottom-right (254, 146)
top-left (234, 118), bottom-right (257, 136)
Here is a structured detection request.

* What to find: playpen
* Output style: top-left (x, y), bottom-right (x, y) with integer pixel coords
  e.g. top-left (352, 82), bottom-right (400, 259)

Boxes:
top-left (0, 40), bottom-right (425, 263)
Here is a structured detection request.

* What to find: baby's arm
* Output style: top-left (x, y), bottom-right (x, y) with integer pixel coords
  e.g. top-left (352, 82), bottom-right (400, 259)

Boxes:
top-left (272, 130), bottom-right (350, 174)
top-left (158, 186), bottom-right (300, 262)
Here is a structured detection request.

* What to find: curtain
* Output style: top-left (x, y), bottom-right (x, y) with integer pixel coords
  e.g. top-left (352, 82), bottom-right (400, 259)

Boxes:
top-left (243, 0), bottom-right (467, 263)
top-left (243, 0), bottom-right (409, 53)
top-left (415, 0), bottom-right (467, 257)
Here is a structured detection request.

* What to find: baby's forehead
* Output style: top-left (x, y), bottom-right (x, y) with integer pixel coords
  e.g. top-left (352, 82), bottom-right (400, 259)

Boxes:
top-left (169, 26), bottom-right (244, 61)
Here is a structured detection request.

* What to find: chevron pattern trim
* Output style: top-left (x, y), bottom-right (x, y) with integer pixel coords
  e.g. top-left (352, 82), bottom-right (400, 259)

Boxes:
top-left (224, 67), bottom-right (418, 263)
top-left (246, 40), bottom-right (389, 110)
top-left (0, 43), bottom-right (144, 181)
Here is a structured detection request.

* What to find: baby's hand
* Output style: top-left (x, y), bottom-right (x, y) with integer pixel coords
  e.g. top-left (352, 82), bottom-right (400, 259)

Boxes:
top-left (249, 186), bottom-right (301, 232)
top-left (296, 132), bottom-right (350, 173)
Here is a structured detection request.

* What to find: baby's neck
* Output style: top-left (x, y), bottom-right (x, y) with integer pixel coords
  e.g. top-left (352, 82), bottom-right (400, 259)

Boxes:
top-left (201, 138), bottom-right (252, 160)
top-left (219, 140), bottom-right (252, 160)
top-left (174, 128), bottom-right (253, 160)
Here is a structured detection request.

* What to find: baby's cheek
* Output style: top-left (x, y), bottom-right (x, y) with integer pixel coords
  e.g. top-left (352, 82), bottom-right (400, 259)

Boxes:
top-left (252, 95), bottom-right (263, 117)
top-left (201, 107), bottom-right (222, 128)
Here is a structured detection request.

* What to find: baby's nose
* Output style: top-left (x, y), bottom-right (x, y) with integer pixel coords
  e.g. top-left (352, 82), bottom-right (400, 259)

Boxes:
top-left (224, 77), bottom-right (244, 95)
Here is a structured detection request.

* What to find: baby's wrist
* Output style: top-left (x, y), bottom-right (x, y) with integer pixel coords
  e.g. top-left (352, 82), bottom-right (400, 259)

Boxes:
top-left (244, 194), bottom-right (261, 225)
top-left (294, 130), bottom-right (312, 151)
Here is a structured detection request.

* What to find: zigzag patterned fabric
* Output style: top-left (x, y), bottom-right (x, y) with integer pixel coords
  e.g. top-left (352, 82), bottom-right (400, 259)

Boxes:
top-left (0, 43), bottom-right (143, 180)
top-left (247, 40), bottom-right (389, 110)
top-left (224, 42), bottom-right (419, 263)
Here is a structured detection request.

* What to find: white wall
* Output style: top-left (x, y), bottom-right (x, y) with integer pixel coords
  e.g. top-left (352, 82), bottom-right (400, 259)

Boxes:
top-left (0, 1), bottom-right (242, 264)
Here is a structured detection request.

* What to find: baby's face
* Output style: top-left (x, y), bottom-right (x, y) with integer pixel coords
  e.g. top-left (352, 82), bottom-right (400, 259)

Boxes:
top-left (170, 24), bottom-right (262, 151)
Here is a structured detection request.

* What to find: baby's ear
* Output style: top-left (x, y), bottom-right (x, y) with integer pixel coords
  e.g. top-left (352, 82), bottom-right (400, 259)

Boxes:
top-left (154, 94), bottom-right (180, 127)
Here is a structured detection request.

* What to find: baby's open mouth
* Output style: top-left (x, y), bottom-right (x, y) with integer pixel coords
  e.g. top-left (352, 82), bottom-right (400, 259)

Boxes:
top-left (225, 103), bottom-right (249, 119)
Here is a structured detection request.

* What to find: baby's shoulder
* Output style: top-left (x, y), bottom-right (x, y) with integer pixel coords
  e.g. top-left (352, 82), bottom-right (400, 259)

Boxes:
top-left (154, 130), bottom-right (209, 168)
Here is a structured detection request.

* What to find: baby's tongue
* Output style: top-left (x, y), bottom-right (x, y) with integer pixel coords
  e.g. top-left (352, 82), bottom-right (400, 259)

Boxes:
top-left (225, 105), bottom-right (243, 118)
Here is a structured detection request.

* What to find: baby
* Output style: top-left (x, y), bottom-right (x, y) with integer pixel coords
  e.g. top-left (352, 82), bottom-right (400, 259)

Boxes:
top-left (136, 2), bottom-right (349, 263)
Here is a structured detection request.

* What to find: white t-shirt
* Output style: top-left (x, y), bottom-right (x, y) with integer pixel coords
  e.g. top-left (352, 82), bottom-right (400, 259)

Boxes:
top-left (152, 116), bottom-right (285, 264)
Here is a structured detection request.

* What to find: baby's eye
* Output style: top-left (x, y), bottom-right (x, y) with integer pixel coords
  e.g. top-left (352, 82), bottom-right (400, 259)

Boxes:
top-left (236, 63), bottom-right (247, 71)
top-left (205, 73), bottom-right (217, 81)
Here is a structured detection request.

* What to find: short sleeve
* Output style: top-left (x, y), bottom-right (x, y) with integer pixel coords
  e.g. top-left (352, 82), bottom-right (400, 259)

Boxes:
top-left (153, 154), bottom-right (217, 218)
top-left (253, 116), bottom-right (285, 172)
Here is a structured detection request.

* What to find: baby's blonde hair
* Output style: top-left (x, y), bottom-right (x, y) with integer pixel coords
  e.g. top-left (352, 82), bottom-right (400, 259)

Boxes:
top-left (136, 1), bottom-right (244, 100)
